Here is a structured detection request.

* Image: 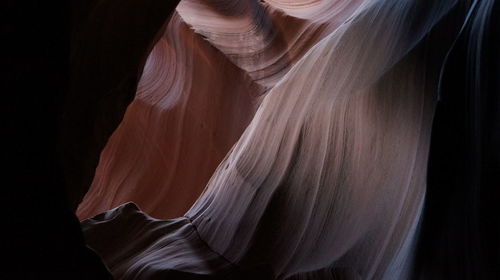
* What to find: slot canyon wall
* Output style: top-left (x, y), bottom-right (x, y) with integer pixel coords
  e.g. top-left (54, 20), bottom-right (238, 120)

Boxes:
top-left (76, 0), bottom-right (369, 220)
top-left (3, 0), bottom-right (499, 279)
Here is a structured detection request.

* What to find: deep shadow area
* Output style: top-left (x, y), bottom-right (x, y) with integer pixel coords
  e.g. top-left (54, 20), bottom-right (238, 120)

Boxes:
top-left (3, 0), bottom-right (178, 278)
top-left (415, 1), bottom-right (500, 279)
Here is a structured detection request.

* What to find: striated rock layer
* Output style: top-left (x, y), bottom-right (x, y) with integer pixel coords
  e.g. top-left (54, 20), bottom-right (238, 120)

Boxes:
top-left (76, 0), bottom-right (498, 279)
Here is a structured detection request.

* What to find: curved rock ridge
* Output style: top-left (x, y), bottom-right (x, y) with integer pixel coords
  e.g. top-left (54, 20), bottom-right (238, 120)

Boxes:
top-left (83, 202), bottom-right (275, 279)
top-left (80, 0), bottom-right (473, 279)
top-left (183, 0), bottom-right (459, 277)
top-left (177, 0), bottom-right (365, 88)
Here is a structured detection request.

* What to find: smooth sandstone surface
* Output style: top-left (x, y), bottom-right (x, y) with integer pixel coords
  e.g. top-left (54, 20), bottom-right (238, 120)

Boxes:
top-left (78, 0), bottom-right (499, 279)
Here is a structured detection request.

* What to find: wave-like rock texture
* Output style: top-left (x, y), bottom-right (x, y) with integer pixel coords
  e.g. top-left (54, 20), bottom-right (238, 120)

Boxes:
top-left (80, 0), bottom-right (499, 279)
top-left (77, 0), bottom-right (367, 220)
top-left (77, 12), bottom-right (261, 219)
top-left (82, 202), bottom-right (274, 279)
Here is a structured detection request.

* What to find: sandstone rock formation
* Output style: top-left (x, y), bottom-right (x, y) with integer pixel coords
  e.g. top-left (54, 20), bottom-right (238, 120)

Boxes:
top-left (77, 0), bottom-right (499, 279)
top-left (6, 0), bottom-right (498, 279)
